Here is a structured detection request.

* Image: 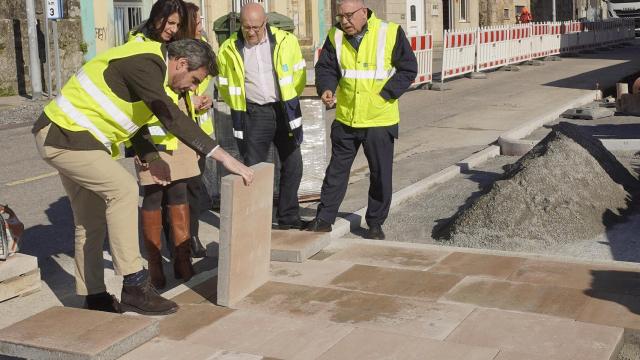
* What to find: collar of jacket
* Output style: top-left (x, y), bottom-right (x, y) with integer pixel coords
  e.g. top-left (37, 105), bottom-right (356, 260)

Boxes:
top-left (234, 24), bottom-right (277, 62)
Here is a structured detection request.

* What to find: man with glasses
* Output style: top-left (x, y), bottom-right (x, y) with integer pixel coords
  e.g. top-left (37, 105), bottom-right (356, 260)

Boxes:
top-left (306, 0), bottom-right (417, 239)
top-left (216, 3), bottom-right (307, 230)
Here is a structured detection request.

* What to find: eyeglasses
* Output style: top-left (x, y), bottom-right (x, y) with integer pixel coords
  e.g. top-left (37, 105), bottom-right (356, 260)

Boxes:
top-left (335, 7), bottom-right (364, 23)
top-left (241, 21), bottom-right (265, 33)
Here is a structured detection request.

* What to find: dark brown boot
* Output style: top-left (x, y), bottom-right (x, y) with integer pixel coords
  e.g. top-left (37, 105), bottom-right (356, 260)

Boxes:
top-left (168, 204), bottom-right (195, 281)
top-left (121, 279), bottom-right (178, 315)
top-left (141, 209), bottom-right (166, 289)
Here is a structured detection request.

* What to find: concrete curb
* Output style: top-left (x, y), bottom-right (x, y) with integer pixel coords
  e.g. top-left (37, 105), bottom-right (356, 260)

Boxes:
top-left (498, 92), bottom-right (598, 155)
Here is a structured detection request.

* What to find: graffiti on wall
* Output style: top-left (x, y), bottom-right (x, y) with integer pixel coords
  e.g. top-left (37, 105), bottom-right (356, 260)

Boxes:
top-left (95, 27), bottom-right (106, 40)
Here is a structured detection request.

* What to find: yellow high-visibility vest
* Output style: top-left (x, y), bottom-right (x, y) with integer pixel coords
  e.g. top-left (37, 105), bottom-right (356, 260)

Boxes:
top-left (329, 13), bottom-right (400, 127)
top-left (43, 41), bottom-right (165, 157)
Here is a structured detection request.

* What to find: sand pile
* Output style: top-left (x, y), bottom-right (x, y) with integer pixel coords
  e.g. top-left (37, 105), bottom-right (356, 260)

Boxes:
top-left (439, 122), bottom-right (639, 251)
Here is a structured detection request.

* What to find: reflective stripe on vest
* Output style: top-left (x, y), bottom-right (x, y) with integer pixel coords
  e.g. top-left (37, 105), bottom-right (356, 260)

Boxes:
top-left (76, 69), bottom-right (139, 134)
top-left (334, 22), bottom-right (395, 80)
top-left (55, 95), bottom-right (112, 149)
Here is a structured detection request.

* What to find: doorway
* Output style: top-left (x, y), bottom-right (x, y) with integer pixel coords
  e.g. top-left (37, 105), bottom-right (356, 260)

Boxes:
top-left (406, 0), bottom-right (425, 35)
top-left (442, 0), bottom-right (451, 30)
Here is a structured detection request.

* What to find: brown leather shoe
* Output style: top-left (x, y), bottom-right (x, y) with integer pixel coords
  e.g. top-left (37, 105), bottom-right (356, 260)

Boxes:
top-left (121, 279), bottom-right (178, 316)
top-left (141, 209), bottom-right (166, 289)
top-left (168, 204), bottom-right (195, 281)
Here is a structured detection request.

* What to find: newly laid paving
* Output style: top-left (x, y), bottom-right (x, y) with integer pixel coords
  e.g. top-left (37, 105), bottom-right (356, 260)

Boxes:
top-left (108, 240), bottom-right (638, 359)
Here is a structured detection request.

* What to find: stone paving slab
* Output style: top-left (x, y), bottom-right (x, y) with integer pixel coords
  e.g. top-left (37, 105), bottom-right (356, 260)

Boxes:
top-left (316, 327), bottom-right (499, 360)
top-left (324, 243), bottom-right (450, 270)
top-left (442, 276), bottom-right (591, 319)
top-left (236, 281), bottom-right (474, 340)
top-left (0, 306), bottom-right (158, 360)
top-left (507, 259), bottom-right (640, 295)
top-left (169, 275), bottom-right (218, 305)
top-left (493, 350), bottom-right (559, 360)
top-left (0, 269), bottom-right (40, 303)
top-left (184, 310), bottom-right (353, 360)
top-left (158, 304), bottom-right (234, 341)
top-left (577, 291), bottom-right (640, 331)
top-left (446, 308), bottom-right (623, 360)
top-left (270, 260), bottom-right (354, 287)
top-left (270, 230), bottom-right (330, 262)
top-left (0, 254), bottom-right (38, 282)
top-left (428, 252), bottom-right (526, 280)
top-left (329, 264), bottom-right (463, 300)
top-left (120, 338), bottom-right (263, 360)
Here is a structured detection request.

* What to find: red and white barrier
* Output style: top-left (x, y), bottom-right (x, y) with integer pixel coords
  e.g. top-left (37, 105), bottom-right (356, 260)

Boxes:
top-left (442, 29), bottom-right (477, 80)
top-left (437, 19), bottom-right (633, 83)
top-left (409, 33), bottom-right (434, 86)
top-left (508, 24), bottom-right (532, 64)
top-left (476, 26), bottom-right (509, 72)
top-left (530, 23), bottom-right (548, 58)
top-left (544, 22), bottom-right (562, 56)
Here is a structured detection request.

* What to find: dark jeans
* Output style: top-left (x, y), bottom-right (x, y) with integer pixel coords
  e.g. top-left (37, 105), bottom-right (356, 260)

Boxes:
top-left (316, 120), bottom-right (395, 226)
top-left (238, 101), bottom-right (303, 224)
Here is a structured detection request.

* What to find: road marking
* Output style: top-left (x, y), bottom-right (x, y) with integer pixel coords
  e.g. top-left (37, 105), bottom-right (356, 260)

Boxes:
top-left (5, 171), bottom-right (58, 186)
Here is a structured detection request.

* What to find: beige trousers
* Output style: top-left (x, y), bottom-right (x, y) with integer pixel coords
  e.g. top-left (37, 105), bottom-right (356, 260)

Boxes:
top-left (35, 125), bottom-right (143, 295)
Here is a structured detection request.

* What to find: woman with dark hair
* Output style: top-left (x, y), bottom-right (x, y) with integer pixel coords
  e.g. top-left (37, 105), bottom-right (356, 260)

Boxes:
top-left (130, 0), bottom-right (186, 43)
top-left (129, 0), bottom-right (215, 289)
top-left (176, 2), bottom-right (215, 259)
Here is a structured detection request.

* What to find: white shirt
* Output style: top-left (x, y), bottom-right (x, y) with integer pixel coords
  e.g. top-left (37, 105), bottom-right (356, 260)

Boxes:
top-left (243, 34), bottom-right (280, 104)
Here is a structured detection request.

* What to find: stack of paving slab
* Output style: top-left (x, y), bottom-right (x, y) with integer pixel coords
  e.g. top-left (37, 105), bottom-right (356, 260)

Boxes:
top-left (0, 253), bottom-right (40, 303)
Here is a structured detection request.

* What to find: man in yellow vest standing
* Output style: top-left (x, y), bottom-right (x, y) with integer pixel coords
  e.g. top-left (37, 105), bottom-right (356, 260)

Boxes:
top-left (306, 0), bottom-right (417, 239)
top-left (32, 39), bottom-right (253, 315)
top-left (216, 3), bottom-right (307, 230)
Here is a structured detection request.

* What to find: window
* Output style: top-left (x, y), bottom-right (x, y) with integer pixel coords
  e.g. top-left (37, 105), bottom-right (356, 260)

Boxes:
top-left (503, 8), bottom-right (510, 19)
top-left (114, 2), bottom-right (143, 46)
top-left (460, 0), bottom-right (468, 21)
top-left (410, 5), bottom-right (417, 21)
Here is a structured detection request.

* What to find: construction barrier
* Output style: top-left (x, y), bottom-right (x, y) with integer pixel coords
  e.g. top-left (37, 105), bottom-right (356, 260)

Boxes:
top-left (508, 24), bottom-right (532, 64)
top-left (442, 29), bottom-right (476, 80)
top-left (410, 33), bottom-right (434, 86)
top-left (561, 21), bottom-right (581, 53)
top-left (544, 22), bottom-right (562, 56)
top-left (476, 26), bottom-right (509, 72)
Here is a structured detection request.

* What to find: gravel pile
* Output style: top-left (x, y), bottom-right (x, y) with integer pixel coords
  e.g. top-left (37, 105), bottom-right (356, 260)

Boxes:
top-left (438, 122), bottom-right (640, 252)
top-left (0, 100), bottom-right (48, 127)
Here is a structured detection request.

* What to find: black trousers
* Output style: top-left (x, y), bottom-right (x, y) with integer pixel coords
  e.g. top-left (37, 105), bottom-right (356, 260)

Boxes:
top-left (316, 121), bottom-right (395, 226)
top-left (238, 101), bottom-right (303, 224)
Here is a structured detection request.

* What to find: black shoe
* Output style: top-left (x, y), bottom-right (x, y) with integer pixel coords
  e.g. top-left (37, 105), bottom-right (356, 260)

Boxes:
top-left (272, 219), bottom-right (309, 230)
top-left (365, 224), bottom-right (386, 240)
top-left (85, 292), bottom-right (122, 313)
top-left (305, 218), bottom-right (332, 232)
top-left (190, 235), bottom-right (207, 258)
top-left (121, 279), bottom-right (179, 316)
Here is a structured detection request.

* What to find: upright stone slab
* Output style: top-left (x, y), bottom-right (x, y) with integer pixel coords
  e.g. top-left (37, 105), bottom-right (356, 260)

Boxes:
top-left (217, 163), bottom-right (274, 307)
top-left (0, 306), bottom-right (158, 360)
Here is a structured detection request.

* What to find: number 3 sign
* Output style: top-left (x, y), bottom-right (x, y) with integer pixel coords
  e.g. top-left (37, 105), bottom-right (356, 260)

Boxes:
top-left (47, 0), bottom-right (63, 19)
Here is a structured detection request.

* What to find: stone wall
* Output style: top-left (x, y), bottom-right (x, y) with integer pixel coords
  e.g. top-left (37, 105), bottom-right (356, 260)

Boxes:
top-left (0, 0), bottom-right (84, 96)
